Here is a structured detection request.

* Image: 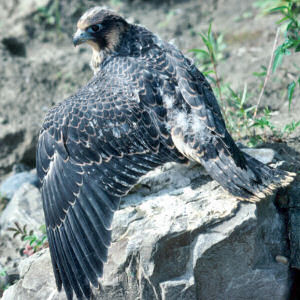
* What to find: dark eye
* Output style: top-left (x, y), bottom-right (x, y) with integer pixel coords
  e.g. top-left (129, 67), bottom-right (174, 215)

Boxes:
top-left (90, 24), bottom-right (101, 33)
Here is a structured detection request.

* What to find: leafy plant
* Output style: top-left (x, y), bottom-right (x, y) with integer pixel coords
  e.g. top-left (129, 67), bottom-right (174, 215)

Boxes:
top-left (254, 0), bottom-right (299, 14)
top-left (223, 84), bottom-right (256, 138)
top-left (0, 268), bottom-right (6, 277)
top-left (255, 0), bottom-right (300, 109)
top-left (0, 193), bottom-right (9, 213)
top-left (282, 120), bottom-right (300, 134)
top-left (34, 0), bottom-right (61, 32)
top-left (7, 222), bottom-right (48, 255)
top-left (253, 65), bottom-right (268, 78)
top-left (189, 23), bottom-right (227, 120)
top-left (0, 267), bottom-right (9, 296)
top-left (190, 19), bottom-right (299, 147)
top-left (189, 23), bottom-right (226, 76)
top-left (272, 3), bottom-right (300, 66)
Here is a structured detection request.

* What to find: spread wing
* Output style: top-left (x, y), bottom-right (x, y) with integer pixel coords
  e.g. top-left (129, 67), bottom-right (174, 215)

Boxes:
top-left (36, 60), bottom-right (186, 300)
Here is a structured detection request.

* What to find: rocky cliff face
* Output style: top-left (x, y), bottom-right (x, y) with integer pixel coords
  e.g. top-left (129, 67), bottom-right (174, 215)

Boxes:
top-left (1, 158), bottom-right (296, 300)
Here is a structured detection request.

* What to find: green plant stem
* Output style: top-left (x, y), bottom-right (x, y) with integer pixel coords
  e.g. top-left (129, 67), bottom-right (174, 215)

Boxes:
top-left (209, 50), bottom-right (229, 125)
top-left (253, 27), bottom-right (280, 119)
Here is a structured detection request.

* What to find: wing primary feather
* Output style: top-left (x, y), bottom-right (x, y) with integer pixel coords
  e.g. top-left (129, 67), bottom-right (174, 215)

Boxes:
top-left (72, 199), bottom-right (110, 261)
top-left (67, 208), bottom-right (105, 274)
top-left (38, 134), bottom-right (53, 173)
top-left (77, 187), bottom-right (112, 246)
top-left (36, 135), bottom-right (49, 180)
top-left (50, 165), bottom-right (71, 215)
top-left (55, 159), bottom-right (78, 205)
top-left (46, 227), bottom-right (62, 291)
top-left (59, 225), bottom-right (92, 299)
top-left (64, 217), bottom-right (100, 287)
top-left (48, 229), bottom-right (74, 300)
top-left (41, 187), bottom-right (52, 227)
top-left (100, 163), bottom-right (137, 188)
top-left (60, 159), bottom-right (83, 189)
top-left (83, 173), bottom-right (120, 211)
top-left (80, 181), bottom-right (115, 230)
top-left (121, 156), bottom-right (153, 174)
top-left (48, 170), bottom-right (68, 223)
top-left (131, 155), bottom-right (162, 169)
top-left (43, 183), bottom-right (58, 228)
top-left (53, 228), bottom-right (84, 300)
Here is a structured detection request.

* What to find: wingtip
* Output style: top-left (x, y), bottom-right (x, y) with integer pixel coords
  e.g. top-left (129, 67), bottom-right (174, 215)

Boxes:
top-left (90, 278), bottom-right (104, 295)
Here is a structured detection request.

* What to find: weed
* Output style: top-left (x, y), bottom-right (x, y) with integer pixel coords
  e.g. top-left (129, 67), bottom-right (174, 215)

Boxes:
top-left (34, 0), bottom-right (61, 32)
top-left (189, 24), bottom-right (226, 76)
top-left (223, 83), bottom-right (256, 138)
top-left (253, 65), bottom-right (268, 78)
top-left (189, 23), bottom-right (227, 119)
top-left (282, 120), bottom-right (300, 135)
top-left (0, 268), bottom-right (6, 277)
top-left (158, 10), bottom-right (175, 28)
top-left (253, 0), bottom-right (299, 14)
top-left (0, 193), bottom-right (9, 213)
top-left (7, 222), bottom-right (48, 255)
top-left (190, 18), bottom-right (299, 147)
top-left (255, 0), bottom-right (300, 109)
top-left (0, 267), bottom-right (9, 296)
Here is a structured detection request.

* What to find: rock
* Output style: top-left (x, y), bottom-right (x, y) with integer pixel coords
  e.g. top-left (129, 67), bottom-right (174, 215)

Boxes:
top-left (0, 182), bottom-right (44, 295)
top-left (241, 148), bottom-right (276, 164)
top-left (2, 163), bottom-right (292, 300)
top-left (0, 125), bottom-right (38, 179)
top-left (2, 249), bottom-right (65, 300)
top-left (287, 185), bottom-right (300, 270)
top-left (2, 37), bottom-right (26, 57)
top-left (0, 171), bottom-right (38, 200)
top-left (0, 0), bottom-right (51, 22)
top-left (0, 263), bottom-right (9, 291)
top-left (0, 183), bottom-right (43, 232)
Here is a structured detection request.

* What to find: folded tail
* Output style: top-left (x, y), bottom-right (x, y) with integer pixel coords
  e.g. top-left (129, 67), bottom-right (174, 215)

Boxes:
top-left (201, 148), bottom-right (295, 202)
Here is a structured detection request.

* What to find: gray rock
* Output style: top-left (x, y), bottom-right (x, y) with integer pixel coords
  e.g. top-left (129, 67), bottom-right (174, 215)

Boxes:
top-left (0, 0), bottom-right (50, 21)
top-left (2, 163), bottom-right (292, 300)
top-left (0, 183), bottom-right (43, 232)
top-left (241, 148), bottom-right (276, 164)
top-left (0, 183), bottom-right (44, 277)
top-left (0, 171), bottom-right (38, 200)
top-left (287, 185), bottom-right (300, 270)
top-left (2, 249), bottom-right (65, 300)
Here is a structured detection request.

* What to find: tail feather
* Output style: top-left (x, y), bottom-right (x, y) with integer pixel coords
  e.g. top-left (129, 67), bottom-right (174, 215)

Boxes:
top-left (201, 150), bottom-right (295, 202)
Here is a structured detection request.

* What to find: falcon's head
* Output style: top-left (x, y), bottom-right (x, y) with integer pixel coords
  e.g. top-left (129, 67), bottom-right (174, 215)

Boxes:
top-left (73, 7), bottom-right (129, 53)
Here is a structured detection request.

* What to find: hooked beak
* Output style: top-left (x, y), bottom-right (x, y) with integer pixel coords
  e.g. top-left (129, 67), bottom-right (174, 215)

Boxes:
top-left (73, 29), bottom-right (94, 46)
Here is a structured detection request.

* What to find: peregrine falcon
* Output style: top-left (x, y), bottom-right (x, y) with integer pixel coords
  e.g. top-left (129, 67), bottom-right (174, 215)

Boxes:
top-left (36, 7), bottom-right (295, 300)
